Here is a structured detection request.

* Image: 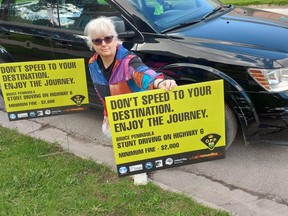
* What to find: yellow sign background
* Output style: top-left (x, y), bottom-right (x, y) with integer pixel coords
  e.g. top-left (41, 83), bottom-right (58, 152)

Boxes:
top-left (106, 80), bottom-right (225, 165)
top-left (0, 59), bottom-right (88, 112)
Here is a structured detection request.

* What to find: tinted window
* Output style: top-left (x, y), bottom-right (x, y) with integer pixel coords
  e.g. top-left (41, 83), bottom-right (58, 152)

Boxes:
top-left (7, 0), bottom-right (57, 27)
top-left (57, 0), bottom-right (120, 31)
top-left (127, 0), bottom-right (222, 31)
top-left (0, 0), bottom-right (55, 61)
top-left (1, 0), bottom-right (120, 29)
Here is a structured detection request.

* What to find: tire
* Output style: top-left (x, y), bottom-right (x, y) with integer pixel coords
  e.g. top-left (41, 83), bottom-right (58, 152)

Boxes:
top-left (225, 103), bottom-right (238, 150)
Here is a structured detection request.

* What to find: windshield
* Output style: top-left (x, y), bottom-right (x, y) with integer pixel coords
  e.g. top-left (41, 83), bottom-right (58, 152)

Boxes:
top-left (127, 0), bottom-right (223, 31)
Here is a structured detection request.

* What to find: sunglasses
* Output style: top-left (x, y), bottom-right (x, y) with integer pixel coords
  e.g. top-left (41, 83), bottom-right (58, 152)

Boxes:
top-left (92, 35), bottom-right (114, 46)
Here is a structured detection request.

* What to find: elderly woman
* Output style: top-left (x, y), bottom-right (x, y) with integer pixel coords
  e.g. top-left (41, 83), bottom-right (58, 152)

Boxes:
top-left (84, 16), bottom-right (177, 185)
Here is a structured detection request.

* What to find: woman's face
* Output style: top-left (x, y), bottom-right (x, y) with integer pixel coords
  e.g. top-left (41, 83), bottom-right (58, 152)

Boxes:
top-left (92, 32), bottom-right (117, 58)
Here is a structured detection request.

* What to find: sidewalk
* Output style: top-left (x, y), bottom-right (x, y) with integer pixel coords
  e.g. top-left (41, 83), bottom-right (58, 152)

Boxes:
top-left (261, 8), bottom-right (288, 15)
top-left (250, 5), bottom-right (288, 15)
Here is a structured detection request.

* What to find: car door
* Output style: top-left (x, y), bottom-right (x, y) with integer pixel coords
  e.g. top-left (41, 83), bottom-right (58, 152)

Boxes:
top-left (0, 0), bottom-right (55, 62)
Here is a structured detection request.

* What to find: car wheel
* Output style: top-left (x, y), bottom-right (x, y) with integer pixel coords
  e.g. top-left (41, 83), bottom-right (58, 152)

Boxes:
top-left (225, 103), bottom-right (238, 150)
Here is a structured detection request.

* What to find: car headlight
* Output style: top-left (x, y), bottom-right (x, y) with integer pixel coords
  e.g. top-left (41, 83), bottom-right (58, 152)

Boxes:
top-left (248, 68), bottom-right (288, 92)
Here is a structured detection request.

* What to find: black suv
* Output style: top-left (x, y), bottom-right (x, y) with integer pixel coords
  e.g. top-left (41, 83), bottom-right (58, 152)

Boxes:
top-left (1, 0), bottom-right (288, 149)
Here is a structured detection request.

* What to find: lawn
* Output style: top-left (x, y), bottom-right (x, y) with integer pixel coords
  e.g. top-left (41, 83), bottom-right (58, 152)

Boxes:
top-left (0, 125), bottom-right (230, 216)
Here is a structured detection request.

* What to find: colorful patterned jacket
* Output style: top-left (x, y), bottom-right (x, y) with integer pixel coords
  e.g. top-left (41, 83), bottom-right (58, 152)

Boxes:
top-left (88, 44), bottom-right (163, 116)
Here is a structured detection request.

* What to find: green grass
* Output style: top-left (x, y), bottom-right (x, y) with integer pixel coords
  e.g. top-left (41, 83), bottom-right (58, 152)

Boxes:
top-left (221, 0), bottom-right (288, 6)
top-left (0, 125), bottom-right (230, 216)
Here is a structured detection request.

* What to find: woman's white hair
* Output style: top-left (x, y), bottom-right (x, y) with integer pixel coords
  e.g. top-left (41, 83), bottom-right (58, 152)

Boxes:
top-left (84, 16), bottom-right (118, 50)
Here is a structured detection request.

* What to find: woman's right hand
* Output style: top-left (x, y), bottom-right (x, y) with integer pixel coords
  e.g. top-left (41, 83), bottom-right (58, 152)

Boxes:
top-left (154, 78), bottom-right (177, 90)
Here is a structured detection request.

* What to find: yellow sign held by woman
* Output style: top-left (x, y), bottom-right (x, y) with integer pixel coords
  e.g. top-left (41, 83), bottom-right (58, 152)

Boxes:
top-left (106, 80), bottom-right (225, 177)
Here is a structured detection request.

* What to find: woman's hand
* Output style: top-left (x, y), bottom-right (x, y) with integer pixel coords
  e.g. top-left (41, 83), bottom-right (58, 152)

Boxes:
top-left (102, 116), bottom-right (109, 128)
top-left (102, 116), bottom-right (111, 138)
top-left (154, 79), bottom-right (177, 90)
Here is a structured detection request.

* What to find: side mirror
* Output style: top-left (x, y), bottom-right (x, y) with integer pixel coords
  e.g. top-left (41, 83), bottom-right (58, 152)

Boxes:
top-left (109, 16), bottom-right (135, 39)
top-left (118, 31), bottom-right (135, 39)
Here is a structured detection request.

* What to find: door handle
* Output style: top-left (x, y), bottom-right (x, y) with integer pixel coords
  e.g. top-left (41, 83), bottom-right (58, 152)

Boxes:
top-left (55, 41), bottom-right (73, 48)
top-left (0, 27), bottom-right (11, 38)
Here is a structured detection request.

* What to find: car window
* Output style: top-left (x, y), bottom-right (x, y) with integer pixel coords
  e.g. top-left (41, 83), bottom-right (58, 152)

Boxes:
top-left (6, 0), bottom-right (58, 27)
top-left (126, 0), bottom-right (222, 31)
top-left (0, 0), bottom-right (120, 29)
top-left (58, 0), bottom-right (121, 31)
